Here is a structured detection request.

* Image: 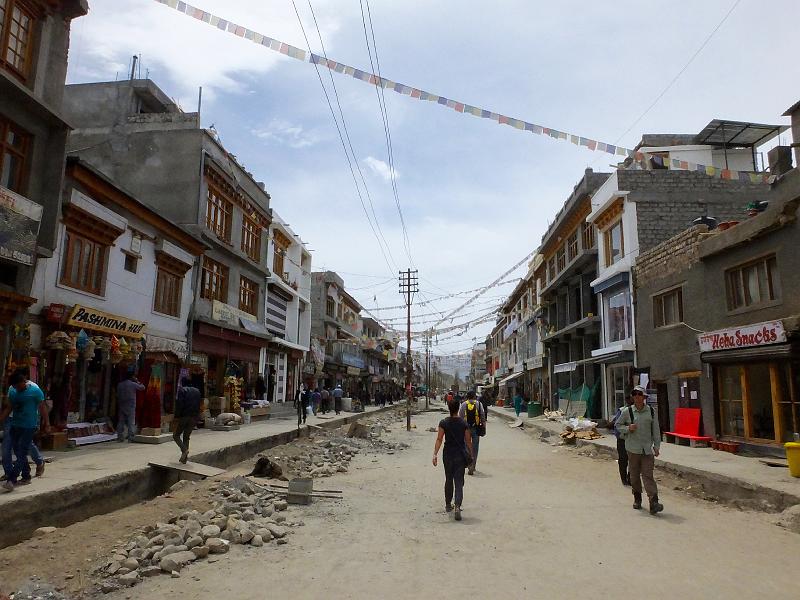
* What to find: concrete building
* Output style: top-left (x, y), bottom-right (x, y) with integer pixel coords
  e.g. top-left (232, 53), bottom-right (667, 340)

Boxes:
top-left (539, 169), bottom-right (611, 417)
top-left (28, 158), bottom-right (203, 429)
top-left (310, 271), bottom-right (364, 396)
top-left (361, 316), bottom-right (393, 398)
top-left (263, 212), bottom-right (312, 404)
top-left (0, 0), bottom-right (87, 380)
top-left (588, 124), bottom-right (780, 420)
top-left (62, 79), bottom-right (274, 400)
top-left (633, 106), bottom-right (800, 456)
top-left (469, 342), bottom-right (487, 388)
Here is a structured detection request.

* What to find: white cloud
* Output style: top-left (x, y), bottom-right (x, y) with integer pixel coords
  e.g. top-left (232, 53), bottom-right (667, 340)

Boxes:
top-left (363, 156), bottom-right (399, 181)
top-left (252, 119), bottom-right (322, 149)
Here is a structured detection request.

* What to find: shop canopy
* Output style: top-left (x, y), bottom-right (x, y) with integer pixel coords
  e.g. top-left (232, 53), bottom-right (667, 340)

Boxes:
top-left (498, 372), bottom-right (524, 386)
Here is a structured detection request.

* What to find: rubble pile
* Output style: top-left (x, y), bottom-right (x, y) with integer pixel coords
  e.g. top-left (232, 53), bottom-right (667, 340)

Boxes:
top-left (94, 477), bottom-right (299, 594)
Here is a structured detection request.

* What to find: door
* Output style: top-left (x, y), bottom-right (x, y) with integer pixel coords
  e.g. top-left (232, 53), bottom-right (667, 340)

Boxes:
top-left (716, 365), bottom-right (745, 438)
top-left (656, 382), bottom-right (670, 432)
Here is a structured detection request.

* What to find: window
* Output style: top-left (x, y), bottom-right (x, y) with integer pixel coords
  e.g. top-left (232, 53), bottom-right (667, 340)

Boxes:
top-left (604, 287), bottom-right (631, 343)
top-left (653, 287), bottom-right (683, 328)
top-left (725, 255), bottom-right (780, 311)
top-left (272, 229), bottom-right (291, 281)
top-left (201, 256), bottom-right (228, 302)
top-left (547, 257), bottom-right (556, 282)
top-left (238, 276), bottom-right (258, 315)
top-left (567, 232), bottom-right (578, 261)
top-left (0, 114), bottom-right (30, 193)
top-left (123, 254), bottom-right (138, 274)
top-left (0, 0), bottom-right (38, 83)
top-left (582, 221), bottom-right (595, 250)
top-left (154, 268), bottom-right (182, 317)
top-left (241, 215), bottom-right (261, 262)
top-left (60, 231), bottom-right (107, 295)
top-left (326, 296), bottom-right (335, 318)
top-left (273, 249), bottom-right (285, 281)
top-left (556, 245), bottom-right (566, 272)
top-left (206, 185), bottom-right (233, 242)
top-left (604, 220), bottom-right (623, 267)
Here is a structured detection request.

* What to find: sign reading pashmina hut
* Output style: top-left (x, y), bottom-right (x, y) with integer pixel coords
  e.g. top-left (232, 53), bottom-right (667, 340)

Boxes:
top-left (66, 304), bottom-right (147, 338)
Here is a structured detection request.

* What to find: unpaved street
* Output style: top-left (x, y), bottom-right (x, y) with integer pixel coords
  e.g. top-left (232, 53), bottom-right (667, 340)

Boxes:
top-left (95, 409), bottom-right (798, 600)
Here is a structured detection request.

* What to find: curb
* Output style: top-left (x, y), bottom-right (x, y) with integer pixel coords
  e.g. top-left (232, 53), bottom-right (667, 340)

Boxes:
top-left (489, 407), bottom-right (800, 513)
top-left (0, 406), bottom-right (398, 549)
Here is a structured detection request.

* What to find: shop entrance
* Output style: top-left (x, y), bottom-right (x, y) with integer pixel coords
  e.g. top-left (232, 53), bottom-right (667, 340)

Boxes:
top-left (715, 361), bottom-right (800, 444)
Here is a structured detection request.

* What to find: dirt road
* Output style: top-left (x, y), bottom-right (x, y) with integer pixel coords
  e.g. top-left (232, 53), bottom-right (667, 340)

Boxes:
top-left (88, 408), bottom-right (796, 600)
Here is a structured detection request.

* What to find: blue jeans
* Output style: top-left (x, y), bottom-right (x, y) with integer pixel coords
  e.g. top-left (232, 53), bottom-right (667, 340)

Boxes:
top-left (8, 427), bottom-right (36, 483)
top-left (470, 427), bottom-right (480, 471)
top-left (117, 405), bottom-right (136, 441)
top-left (2, 420), bottom-right (42, 477)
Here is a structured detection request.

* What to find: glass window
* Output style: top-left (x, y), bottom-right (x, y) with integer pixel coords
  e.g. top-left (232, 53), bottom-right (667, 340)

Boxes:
top-left (0, 1), bottom-right (37, 83)
top-left (154, 268), bottom-right (182, 317)
top-left (609, 364), bottom-right (632, 413)
top-left (745, 363), bottom-right (776, 441)
top-left (604, 287), bottom-right (631, 343)
top-left (241, 215), bottom-right (261, 262)
top-left (653, 287), bottom-right (683, 328)
top-left (205, 185), bottom-right (233, 242)
top-left (717, 365), bottom-right (744, 437)
top-left (547, 257), bottom-right (556, 282)
top-left (238, 276), bottom-right (258, 315)
top-left (201, 256), bottom-right (228, 302)
top-left (725, 255), bottom-right (779, 310)
top-left (326, 296), bottom-right (335, 318)
top-left (0, 114), bottom-right (30, 193)
top-left (582, 221), bottom-right (596, 250)
top-left (556, 245), bottom-right (566, 272)
top-left (604, 221), bottom-right (623, 267)
top-left (567, 232), bottom-right (578, 261)
top-left (59, 231), bottom-right (107, 295)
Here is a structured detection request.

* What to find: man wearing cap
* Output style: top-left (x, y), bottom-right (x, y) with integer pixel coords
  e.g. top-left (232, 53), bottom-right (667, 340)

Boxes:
top-left (614, 385), bottom-right (664, 515)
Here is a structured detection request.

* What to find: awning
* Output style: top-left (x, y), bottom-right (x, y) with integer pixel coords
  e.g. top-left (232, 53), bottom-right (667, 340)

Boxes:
top-left (268, 337), bottom-right (309, 352)
top-left (498, 372), bottom-right (524, 386)
top-left (592, 271), bottom-right (629, 294)
top-left (239, 317), bottom-right (269, 336)
top-left (553, 361), bottom-right (577, 374)
top-left (701, 343), bottom-right (795, 363)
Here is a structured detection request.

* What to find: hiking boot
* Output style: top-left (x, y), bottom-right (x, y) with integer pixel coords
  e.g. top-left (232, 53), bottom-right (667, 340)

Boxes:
top-left (633, 493), bottom-right (642, 510)
top-left (36, 462), bottom-right (45, 477)
top-left (649, 496), bottom-right (664, 515)
top-left (1, 480), bottom-right (13, 492)
top-left (445, 504), bottom-right (453, 513)
top-left (179, 451), bottom-right (188, 464)
top-left (17, 478), bottom-right (32, 486)
top-left (454, 507), bottom-right (462, 521)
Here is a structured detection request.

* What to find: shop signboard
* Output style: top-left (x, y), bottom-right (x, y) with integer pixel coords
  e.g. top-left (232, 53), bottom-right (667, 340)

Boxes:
top-left (346, 366), bottom-right (361, 376)
top-left (697, 320), bottom-right (786, 353)
top-left (0, 185), bottom-right (43, 266)
top-left (66, 305), bottom-right (146, 339)
top-left (212, 300), bottom-right (257, 326)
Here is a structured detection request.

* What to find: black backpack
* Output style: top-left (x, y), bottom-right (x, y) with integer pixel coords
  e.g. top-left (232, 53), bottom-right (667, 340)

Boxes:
top-left (627, 405), bottom-right (656, 438)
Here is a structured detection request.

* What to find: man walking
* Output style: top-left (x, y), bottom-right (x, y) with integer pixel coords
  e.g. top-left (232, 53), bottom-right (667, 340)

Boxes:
top-left (332, 384), bottom-right (344, 415)
top-left (295, 386), bottom-right (310, 427)
top-left (116, 370), bottom-right (145, 442)
top-left (615, 385), bottom-right (664, 514)
top-left (1, 371), bottom-right (49, 492)
top-left (173, 377), bottom-right (200, 464)
top-left (458, 391), bottom-right (485, 476)
top-left (320, 387), bottom-right (330, 414)
top-left (611, 393), bottom-right (636, 486)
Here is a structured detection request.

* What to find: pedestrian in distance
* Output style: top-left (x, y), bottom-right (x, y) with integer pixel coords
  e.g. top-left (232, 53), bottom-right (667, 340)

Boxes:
top-left (295, 386), bottom-right (310, 427)
top-left (459, 391), bottom-right (486, 476)
top-left (433, 396), bottom-right (474, 521)
top-left (267, 366), bottom-right (276, 403)
top-left (512, 390), bottom-right (523, 418)
top-left (116, 370), bottom-right (144, 442)
top-left (1, 367), bottom-right (46, 482)
top-left (173, 377), bottom-right (200, 464)
top-left (333, 384), bottom-right (344, 415)
top-left (615, 385), bottom-right (664, 515)
top-left (255, 374), bottom-right (267, 401)
top-left (311, 388), bottom-right (322, 416)
top-left (610, 392), bottom-right (636, 486)
top-left (321, 387), bottom-right (330, 414)
top-left (1, 370), bottom-right (50, 492)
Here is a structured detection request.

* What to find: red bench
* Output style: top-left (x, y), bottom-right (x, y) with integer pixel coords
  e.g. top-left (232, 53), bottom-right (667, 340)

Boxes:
top-left (663, 408), bottom-right (712, 448)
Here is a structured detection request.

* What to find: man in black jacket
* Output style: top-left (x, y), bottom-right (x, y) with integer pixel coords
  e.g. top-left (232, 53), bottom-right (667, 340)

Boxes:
top-left (174, 377), bottom-right (201, 464)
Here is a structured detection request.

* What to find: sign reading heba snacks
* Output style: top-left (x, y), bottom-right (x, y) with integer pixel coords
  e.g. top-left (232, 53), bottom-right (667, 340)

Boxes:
top-left (697, 320), bottom-right (785, 353)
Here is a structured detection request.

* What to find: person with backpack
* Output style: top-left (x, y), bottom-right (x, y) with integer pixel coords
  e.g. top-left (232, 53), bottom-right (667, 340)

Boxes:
top-left (610, 393), bottom-right (636, 486)
top-left (458, 391), bottom-right (486, 476)
top-left (615, 385), bottom-right (663, 515)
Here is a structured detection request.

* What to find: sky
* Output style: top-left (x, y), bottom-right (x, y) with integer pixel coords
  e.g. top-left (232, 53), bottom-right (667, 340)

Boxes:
top-left (66, 0), bottom-right (800, 363)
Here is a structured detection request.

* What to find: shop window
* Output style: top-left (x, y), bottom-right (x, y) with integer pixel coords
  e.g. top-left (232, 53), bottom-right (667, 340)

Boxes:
top-left (241, 214), bottom-right (261, 262)
top-left (782, 363), bottom-right (800, 442)
top-left (745, 363), bottom-right (775, 440)
top-left (60, 231), bottom-right (108, 295)
top-left (604, 287), bottom-right (631, 344)
top-left (154, 268), bottom-right (182, 317)
top-left (205, 185), bottom-right (233, 243)
top-left (653, 287), bottom-right (683, 328)
top-left (326, 296), bottom-right (335, 318)
top-left (603, 220), bottom-right (623, 267)
top-left (238, 275), bottom-right (258, 315)
top-left (0, 114), bottom-right (30, 193)
top-left (0, 0), bottom-right (38, 84)
top-left (201, 256), bottom-right (228, 302)
top-left (123, 253), bottom-right (138, 274)
top-left (567, 232), bottom-right (578, 261)
top-left (725, 255), bottom-right (780, 311)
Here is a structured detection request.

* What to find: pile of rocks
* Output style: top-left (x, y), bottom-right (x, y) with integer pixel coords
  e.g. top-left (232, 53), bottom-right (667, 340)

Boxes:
top-left (95, 477), bottom-right (298, 594)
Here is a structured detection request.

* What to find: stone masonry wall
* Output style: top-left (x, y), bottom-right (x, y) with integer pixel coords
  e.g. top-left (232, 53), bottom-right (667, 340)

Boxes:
top-left (633, 224), bottom-right (708, 289)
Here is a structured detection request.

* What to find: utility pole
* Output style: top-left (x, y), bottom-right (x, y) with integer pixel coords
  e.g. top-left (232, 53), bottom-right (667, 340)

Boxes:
top-left (398, 269), bottom-right (418, 431)
top-left (425, 329), bottom-right (431, 410)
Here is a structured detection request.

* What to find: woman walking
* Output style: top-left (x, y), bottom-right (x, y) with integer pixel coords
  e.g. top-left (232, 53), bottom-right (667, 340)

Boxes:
top-left (513, 390), bottom-right (524, 417)
top-left (432, 397), bottom-right (474, 521)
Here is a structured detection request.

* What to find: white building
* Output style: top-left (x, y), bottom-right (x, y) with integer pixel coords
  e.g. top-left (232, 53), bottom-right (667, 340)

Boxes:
top-left (29, 158), bottom-right (204, 423)
top-left (262, 211), bottom-right (312, 404)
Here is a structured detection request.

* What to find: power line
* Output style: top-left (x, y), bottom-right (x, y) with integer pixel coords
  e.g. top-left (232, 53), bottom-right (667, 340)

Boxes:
top-left (290, 0), bottom-right (396, 275)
